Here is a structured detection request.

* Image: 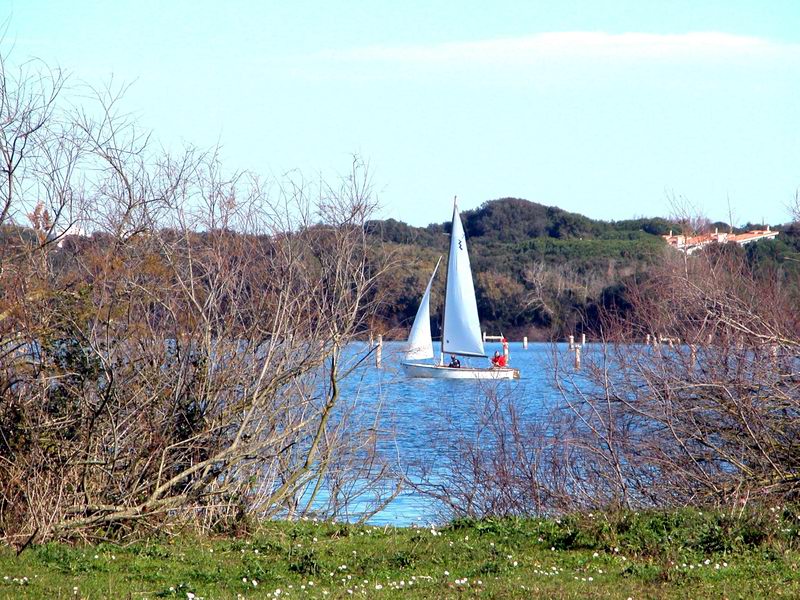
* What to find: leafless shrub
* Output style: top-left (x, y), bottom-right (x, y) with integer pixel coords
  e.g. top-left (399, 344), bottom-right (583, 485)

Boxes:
top-left (422, 236), bottom-right (799, 519)
top-left (410, 383), bottom-right (572, 519)
top-left (0, 54), bottom-right (392, 545)
top-left (554, 245), bottom-right (800, 510)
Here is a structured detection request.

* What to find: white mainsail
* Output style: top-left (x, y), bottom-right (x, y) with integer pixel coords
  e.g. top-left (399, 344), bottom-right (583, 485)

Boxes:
top-left (404, 257), bottom-right (441, 361)
top-left (442, 200), bottom-right (486, 358)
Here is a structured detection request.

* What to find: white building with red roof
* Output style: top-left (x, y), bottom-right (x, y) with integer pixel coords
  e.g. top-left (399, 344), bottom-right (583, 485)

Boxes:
top-left (662, 226), bottom-right (778, 254)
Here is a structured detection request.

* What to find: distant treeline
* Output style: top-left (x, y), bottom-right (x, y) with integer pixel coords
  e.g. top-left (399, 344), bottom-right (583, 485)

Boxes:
top-left (365, 197), bottom-right (800, 340)
top-left (4, 197), bottom-right (797, 342)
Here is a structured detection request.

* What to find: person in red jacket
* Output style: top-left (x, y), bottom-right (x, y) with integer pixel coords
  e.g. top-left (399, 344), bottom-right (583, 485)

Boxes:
top-left (491, 351), bottom-right (507, 368)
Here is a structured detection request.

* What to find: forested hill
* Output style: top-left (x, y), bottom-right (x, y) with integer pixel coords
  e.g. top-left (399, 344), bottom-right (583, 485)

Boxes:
top-left (368, 197), bottom-right (673, 245)
top-left (366, 197), bottom-right (799, 340)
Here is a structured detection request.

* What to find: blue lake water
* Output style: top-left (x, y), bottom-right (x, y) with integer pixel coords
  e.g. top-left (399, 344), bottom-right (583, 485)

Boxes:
top-left (335, 341), bottom-right (571, 526)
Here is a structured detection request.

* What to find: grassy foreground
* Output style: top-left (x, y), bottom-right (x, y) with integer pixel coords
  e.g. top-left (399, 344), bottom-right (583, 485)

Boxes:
top-left (2, 508), bottom-right (800, 599)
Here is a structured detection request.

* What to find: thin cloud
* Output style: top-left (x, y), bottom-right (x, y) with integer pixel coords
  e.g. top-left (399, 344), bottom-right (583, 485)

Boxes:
top-left (316, 32), bottom-right (800, 65)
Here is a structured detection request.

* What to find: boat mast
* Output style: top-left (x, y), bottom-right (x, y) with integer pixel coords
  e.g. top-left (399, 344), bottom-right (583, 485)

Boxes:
top-left (439, 196), bottom-right (457, 365)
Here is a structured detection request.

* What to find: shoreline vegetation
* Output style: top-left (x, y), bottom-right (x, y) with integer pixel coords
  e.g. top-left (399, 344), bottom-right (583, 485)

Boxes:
top-left (3, 507), bottom-right (800, 598)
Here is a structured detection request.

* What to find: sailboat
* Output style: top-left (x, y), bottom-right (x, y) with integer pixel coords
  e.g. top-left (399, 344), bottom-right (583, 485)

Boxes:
top-left (401, 199), bottom-right (521, 380)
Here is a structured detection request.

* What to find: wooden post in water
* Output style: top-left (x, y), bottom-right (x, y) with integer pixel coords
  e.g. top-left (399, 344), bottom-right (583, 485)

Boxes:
top-left (569, 335), bottom-right (575, 350)
top-left (482, 331), bottom-right (486, 343)
top-left (575, 345), bottom-right (581, 369)
top-left (523, 336), bottom-right (528, 350)
top-left (369, 333), bottom-right (374, 348)
top-left (581, 333), bottom-right (586, 346)
top-left (376, 335), bottom-right (383, 368)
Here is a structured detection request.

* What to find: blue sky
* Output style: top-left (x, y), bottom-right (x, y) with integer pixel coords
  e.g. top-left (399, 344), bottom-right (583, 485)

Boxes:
top-left (5, 1), bottom-right (800, 226)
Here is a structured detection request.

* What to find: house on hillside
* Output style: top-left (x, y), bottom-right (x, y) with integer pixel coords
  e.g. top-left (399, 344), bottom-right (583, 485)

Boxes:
top-left (662, 227), bottom-right (778, 254)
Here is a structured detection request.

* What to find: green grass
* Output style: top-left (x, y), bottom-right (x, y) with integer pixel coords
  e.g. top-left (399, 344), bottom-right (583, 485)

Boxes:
top-left (2, 508), bottom-right (800, 598)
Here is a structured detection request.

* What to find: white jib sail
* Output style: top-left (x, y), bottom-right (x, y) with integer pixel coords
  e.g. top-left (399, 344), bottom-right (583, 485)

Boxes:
top-left (442, 201), bottom-right (486, 357)
top-left (404, 257), bottom-right (442, 361)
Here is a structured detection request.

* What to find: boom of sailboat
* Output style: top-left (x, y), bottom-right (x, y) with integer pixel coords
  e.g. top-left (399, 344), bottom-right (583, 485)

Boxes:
top-left (401, 199), bottom-right (521, 380)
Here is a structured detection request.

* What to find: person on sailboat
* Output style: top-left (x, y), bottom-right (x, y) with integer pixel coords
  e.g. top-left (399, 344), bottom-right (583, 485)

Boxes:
top-left (448, 355), bottom-right (461, 368)
top-left (491, 351), bottom-right (507, 368)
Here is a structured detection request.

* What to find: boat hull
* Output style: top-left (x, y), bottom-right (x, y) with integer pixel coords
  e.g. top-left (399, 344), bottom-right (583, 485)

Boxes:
top-left (401, 362), bottom-right (520, 380)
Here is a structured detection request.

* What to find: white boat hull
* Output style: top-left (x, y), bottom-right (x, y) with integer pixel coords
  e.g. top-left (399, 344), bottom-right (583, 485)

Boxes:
top-left (401, 362), bottom-right (520, 380)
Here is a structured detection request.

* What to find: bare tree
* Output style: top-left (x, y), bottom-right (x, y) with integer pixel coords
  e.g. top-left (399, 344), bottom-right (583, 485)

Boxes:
top-left (0, 58), bottom-right (394, 545)
top-left (0, 49), bottom-right (70, 229)
top-left (553, 244), bottom-right (800, 509)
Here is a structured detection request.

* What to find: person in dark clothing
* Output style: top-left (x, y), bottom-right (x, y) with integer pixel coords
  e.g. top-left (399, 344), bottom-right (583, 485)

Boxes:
top-left (448, 355), bottom-right (461, 368)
